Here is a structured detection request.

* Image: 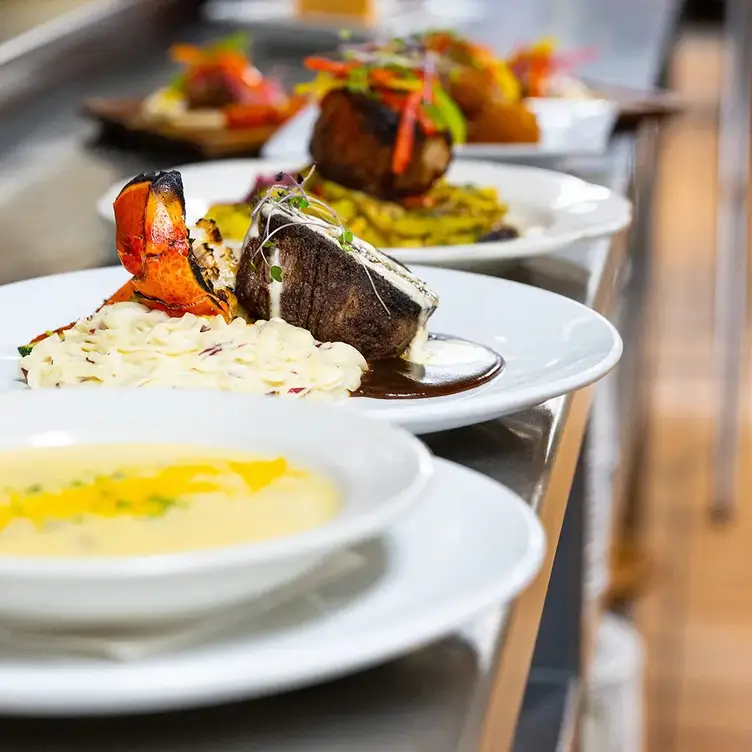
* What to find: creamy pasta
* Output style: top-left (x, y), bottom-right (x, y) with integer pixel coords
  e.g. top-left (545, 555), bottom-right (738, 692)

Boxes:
top-left (21, 303), bottom-right (368, 401)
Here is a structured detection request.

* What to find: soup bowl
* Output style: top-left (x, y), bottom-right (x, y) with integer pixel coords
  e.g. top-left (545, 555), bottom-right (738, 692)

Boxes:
top-left (0, 389), bottom-right (432, 629)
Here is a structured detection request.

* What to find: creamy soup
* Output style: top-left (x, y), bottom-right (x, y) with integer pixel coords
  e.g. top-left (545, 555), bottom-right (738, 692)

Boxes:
top-left (0, 444), bottom-right (340, 557)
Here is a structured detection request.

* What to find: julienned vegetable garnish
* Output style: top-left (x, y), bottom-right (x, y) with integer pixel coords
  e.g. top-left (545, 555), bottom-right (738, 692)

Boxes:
top-left (297, 45), bottom-right (466, 186)
top-left (349, 32), bottom-right (595, 145)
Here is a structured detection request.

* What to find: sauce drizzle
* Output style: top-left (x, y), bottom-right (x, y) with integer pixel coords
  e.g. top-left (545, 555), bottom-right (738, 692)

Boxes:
top-left (356, 334), bottom-right (503, 400)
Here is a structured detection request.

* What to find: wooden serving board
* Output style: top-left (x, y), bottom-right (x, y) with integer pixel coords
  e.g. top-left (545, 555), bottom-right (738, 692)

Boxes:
top-left (83, 98), bottom-right (287, 158)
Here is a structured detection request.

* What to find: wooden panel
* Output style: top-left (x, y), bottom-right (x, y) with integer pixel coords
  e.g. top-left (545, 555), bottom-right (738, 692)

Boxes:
top-left (632, 29), bottom-right (752, 752)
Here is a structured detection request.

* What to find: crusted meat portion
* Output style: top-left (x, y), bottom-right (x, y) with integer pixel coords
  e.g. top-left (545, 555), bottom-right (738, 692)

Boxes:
top-left (309, 89), bottom-right (452, 201)
top-left (235, 203), bottom-right (438, 360)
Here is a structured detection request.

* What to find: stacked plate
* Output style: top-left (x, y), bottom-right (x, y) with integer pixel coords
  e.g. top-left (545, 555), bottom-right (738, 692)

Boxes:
top-left (0, 390), bottom-right (544, 715)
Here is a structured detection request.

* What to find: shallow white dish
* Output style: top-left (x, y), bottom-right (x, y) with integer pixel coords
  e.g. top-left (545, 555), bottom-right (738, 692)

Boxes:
top-left (0, 458), bottom-right (544, 715)
top-left (96, 158), bottom-right (632, 269)
top-left (0, 265), bottom-right (622, 433)
top-left (0, 389), bottom-right (432, 628)
top-left (261, 99), bottom-right (619, 162)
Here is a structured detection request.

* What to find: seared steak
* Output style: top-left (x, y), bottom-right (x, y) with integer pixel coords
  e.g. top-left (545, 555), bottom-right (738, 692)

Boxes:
top-left (235, 201), bottom-right (438, 360)
top-left (309, 89), bottom-right (452, 201)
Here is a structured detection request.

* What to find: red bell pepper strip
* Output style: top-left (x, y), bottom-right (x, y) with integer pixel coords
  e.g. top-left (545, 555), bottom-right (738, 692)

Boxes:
top-left (304, 57), bottom-right (355, 76)
top-left (391, 90), bottom-right (421, 175)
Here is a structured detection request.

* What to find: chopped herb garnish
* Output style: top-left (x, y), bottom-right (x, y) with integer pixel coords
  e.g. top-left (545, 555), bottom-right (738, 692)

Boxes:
top-left (17, 344), bottom-right (33, 357)
top-left (270, 265), bottom-right (283, 283)
top-left (288, 195), bottom-right (310, 210)
top-left (146, 494), bottom-right (180, 516)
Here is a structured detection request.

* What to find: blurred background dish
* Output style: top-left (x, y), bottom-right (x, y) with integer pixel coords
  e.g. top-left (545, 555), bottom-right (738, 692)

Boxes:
top-left (83, 32), bottom-right (306, 157)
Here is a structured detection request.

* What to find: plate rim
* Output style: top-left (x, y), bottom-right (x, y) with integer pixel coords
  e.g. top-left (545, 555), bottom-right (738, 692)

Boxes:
top-left (95, 157), bottom-right (632, 264)
top-left (0, 264), bottom-right (623, 432)
top-left (0, 458), bottom-right (545, 715)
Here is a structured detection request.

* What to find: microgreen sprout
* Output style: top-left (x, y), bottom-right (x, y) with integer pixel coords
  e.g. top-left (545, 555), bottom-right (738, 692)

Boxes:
top-left (248, 165), bottom-right (390, 315)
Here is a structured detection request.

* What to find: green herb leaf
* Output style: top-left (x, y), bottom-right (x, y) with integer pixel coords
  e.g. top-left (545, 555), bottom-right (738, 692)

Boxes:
top-left (342, 229), bottom-right (354, 244)
top-left (17, 344), bottom-right (33, 357)
top-left (270, 265), bottom-right (284, 283)
top-left (429, 85), bottom-right (467, 145)
top-left (146, 494), bottom-right (180, 517)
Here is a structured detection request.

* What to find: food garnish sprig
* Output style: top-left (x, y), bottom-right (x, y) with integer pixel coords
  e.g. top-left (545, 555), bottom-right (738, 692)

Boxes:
top-left (296, 46), bottom-right (466, 175)
top-left (248, 167), bottom-right (389, 313)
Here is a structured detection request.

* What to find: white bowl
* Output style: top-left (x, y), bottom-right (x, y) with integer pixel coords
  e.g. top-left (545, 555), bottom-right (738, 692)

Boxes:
top-left (0, 389), bottom-right (433, 629)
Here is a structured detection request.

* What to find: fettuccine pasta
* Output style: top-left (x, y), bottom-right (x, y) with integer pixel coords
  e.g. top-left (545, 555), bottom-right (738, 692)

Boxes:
top-left (21, 303), bottom-right (367, 400)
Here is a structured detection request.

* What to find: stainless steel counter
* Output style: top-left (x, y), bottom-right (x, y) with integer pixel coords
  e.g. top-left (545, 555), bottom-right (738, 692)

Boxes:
top-left (0, 1), bottom-right (679, 749)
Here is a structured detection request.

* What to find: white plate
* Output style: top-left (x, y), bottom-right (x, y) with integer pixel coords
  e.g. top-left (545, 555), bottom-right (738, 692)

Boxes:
top-left (96, 158), bottom-right (632, 269)
top-left (0, 265), bottom-right (622, 434)
top-left (0, 390), bottom-right (432, 628)
top-left (0, 458), bottom-right (544, 715)
top-left (261, 100), bottom-right (619, 162)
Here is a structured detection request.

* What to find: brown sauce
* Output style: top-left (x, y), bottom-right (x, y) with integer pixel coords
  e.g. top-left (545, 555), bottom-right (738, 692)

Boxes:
top-left (355, 334), bottom-right (503, 400)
